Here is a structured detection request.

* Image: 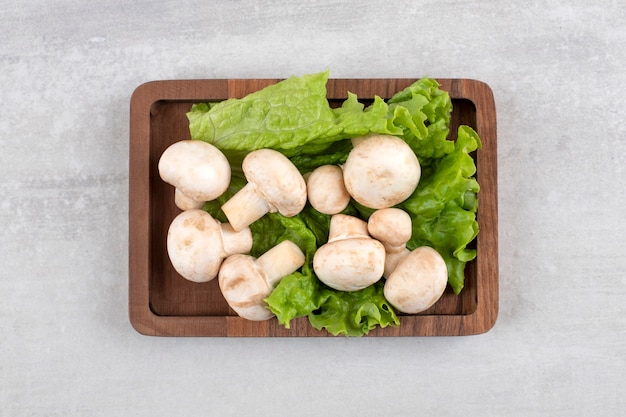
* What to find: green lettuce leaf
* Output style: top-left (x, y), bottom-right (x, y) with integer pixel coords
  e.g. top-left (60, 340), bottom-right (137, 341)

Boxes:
top-left (265, 272), bottom-right (322, 329)
top-left (265, 270), bottom-right (399, 336)
top-left (331, 93), bottom-right (402, 137)
top-left (188, 71), bottom-right (343, 157)
top-left (308, 281), bottom-right (399, 336)
top-left (264, 272), bottom-right (323, 327)
top-left (387, 77), bottom-right (454, 160)
top-left (399, 125), bottom-right (481, 294)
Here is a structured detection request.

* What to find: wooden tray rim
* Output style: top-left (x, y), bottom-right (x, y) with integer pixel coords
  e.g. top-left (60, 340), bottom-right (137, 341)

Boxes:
top-left (128, 77), bottom-right (498, 337)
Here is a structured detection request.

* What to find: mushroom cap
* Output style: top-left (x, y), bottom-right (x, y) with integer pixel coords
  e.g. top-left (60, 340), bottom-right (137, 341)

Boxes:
top-left (218, 254), bottom-right (274, 321)
top-left (367, 208), bottom-right (413, 248)
top-left (342, 135), bottom-right (420, 209)
top-left (158, 140), bottom-right (231, 202)
top-left (306, 165), bottom-right (350, 215)
top-left (242, 149), bottom-right (306, 217)
top-left (166, 209), bottom-right (226, 283)
top-left (384, 246), bottom-right (448, 314)
top-left (313, 237), bottom-right (385, 292)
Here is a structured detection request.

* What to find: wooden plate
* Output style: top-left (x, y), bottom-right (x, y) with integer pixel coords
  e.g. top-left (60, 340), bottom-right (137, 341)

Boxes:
top-left (129, 78), bottom-right (498, 337)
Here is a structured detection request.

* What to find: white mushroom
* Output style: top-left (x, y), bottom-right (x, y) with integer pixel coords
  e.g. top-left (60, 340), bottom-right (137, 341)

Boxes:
top-left (342, 134), bottom-right (421, 209)
top-left (384, 246), bottom-right (448, 314)
top-left (313, 214), bottom-right (385, 292)
top-left (367, 208), bottom-right (413, 277)
top-left (306, 165), bottom-right (350, 215)
top-left (221, 149), bottom-right (307, 231)
top-left (218, 240), bottom-right (306, 321)
top-left (166, 209), bottom-right (252, 283)
top-left (158, 140), bottom-right (231, 210)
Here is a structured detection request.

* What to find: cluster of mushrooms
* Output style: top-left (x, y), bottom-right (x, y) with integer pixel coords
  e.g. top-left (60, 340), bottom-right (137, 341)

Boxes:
top-left (158, 134), bottom-right (449, 322)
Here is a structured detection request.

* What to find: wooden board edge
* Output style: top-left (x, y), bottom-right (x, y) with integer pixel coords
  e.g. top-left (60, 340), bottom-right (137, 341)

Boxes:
top-left (128, 77), bottom-right (499, 337)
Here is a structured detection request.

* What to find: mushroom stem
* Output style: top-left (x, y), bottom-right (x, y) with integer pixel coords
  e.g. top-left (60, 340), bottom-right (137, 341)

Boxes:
top-left (328, 214), bottom-right (369, 241)
top-left (256, 240), bottom-right (306, 288)
top-left (221, 182), bottom-right (270, 232)
top-left (174, 188), bottom-right (205, 210)
top-left (220, 223), bottom-right (255, 256)
top-left (218, 240), bottom-right (305, 321)
top-left (382, 245), bottom-right (410, 278)
top-left (350, 133), bottom-right (375, 147)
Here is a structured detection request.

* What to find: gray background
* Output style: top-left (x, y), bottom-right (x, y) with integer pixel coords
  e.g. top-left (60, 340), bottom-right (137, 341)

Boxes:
top-left (2, 1), bottom-right (625, 416)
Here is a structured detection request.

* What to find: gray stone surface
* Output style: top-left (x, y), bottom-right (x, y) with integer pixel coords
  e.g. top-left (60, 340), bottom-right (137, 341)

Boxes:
top-left (2, 1), bottom-right (625, 415)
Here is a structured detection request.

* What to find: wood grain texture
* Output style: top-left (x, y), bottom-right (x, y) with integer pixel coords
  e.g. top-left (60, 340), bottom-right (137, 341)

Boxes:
top-left (128, 78), bottom-right (498, 337)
